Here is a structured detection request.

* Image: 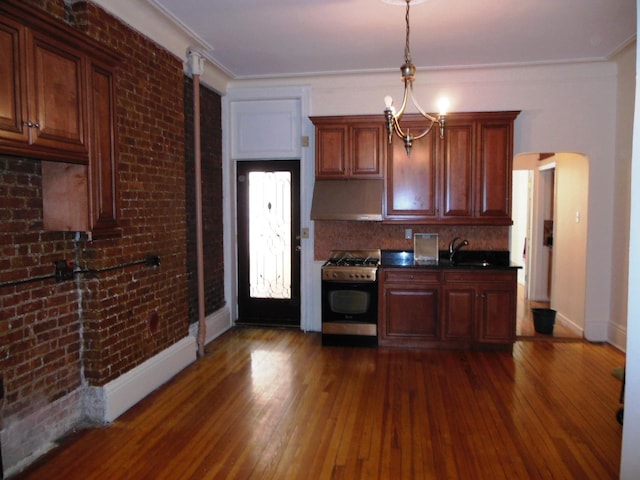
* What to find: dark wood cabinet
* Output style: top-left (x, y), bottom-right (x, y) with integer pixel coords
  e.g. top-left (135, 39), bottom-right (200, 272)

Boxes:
top-left (311, 116), bottom-right (385, 179)
top-left (442, 270), bottom-right (517, 345)
top-left (379, 269), bottom-right (441, 347)
top-left (1, 1), bottom-right (121, 238)
top-left (0, 15), bottom-right (88, 162)
top-left (379, 267), bottom-right (517, 349)
top-left (384, 111), bottom-right (519, 224)
top-left (442, 285), bottom-right (476, 341)
top-left (384, 120), bottom-right (439, 220)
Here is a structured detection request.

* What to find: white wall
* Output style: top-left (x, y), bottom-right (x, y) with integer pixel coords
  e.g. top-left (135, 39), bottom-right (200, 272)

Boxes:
top-left (620, 6), bottom-right (640, 476)
top-left (611, 42), bottom-right (636, 350)
top-left (551, 153), bottom-right (589, 333)
top-left (510, 170), bottom-right (529, 285)
top-left (232, 60), bottom-right (619, 342)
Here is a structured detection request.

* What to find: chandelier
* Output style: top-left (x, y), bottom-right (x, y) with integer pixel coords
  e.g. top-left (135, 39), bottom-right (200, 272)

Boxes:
top-left (384, 0), bottom-right (448, 155)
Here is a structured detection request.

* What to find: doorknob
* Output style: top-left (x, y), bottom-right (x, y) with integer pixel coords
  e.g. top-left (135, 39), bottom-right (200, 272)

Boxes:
top-left (295, 245), bottom-right (302, 252)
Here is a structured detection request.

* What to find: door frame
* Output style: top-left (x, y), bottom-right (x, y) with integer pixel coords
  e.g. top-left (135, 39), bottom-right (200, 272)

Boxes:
top-left (236, 160), bottom-right (301, 326)
top-left (222, 86), bottom-right (316, 331)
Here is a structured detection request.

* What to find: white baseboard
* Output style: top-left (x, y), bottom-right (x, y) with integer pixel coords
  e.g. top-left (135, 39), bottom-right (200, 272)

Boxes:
top-left (101, 335), bottom-right (197, 423)
top-left (189, 305), bottom-right (232, 345)
top-left (556, 311), bottom-right (584, 337)
top-left (608, 322), bottom-right (627, 352)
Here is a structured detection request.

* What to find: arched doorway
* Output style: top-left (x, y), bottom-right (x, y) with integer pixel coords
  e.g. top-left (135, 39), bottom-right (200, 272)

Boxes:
top-left (512, 152), bottom-right (588, 338)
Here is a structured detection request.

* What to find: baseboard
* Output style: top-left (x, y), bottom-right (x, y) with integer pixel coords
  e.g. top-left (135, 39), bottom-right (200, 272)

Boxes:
top-left (607, 322), bottom-right (627, 352)
top-left (189, 305), bottom-right (232, 346)
top-left (101, 335), bottom-right (197, 423)
top-left (556, 311), bottom-right (584, 336)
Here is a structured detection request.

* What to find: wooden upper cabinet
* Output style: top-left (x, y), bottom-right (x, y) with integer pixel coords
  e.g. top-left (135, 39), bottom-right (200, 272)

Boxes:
top-left (0, 16), bottom-right (27, 143)
top-left (384, 111), bottom-right (519, 225)
top-left (1, 1), bottom-right (121, 237)
top-left (0, 1), bottom-right (121, 167)
top-left (88, 62), bottom-right (119, 237)
top-left (385, 121), bottom-right (438, 220)
top-left (311, 116), bottom-right (385, 179)
top-left (441, 120), bottom-right (474, 219)
top-left (28, 30), bottom-right (88, 158)
top-left (476, 117), bottom-right (515, 220)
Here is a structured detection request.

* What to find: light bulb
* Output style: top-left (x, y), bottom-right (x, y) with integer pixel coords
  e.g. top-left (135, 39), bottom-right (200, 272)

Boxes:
top-left (437, 97), bottom-right (450, 115)
top-left (384, 95), bottom-right (393, 109)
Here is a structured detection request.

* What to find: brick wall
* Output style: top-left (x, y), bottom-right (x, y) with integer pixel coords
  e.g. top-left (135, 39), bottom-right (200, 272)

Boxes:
top-left (0, 158), bottom-right (81, 419)
top-left (0, 0), bottom-right (223, 452)
top-left (184, 78), bottom-right (225, 324)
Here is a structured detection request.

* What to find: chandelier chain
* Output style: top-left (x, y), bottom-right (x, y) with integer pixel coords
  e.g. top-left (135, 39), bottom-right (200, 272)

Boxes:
top-left (404, 0), bottom-right (412, 64)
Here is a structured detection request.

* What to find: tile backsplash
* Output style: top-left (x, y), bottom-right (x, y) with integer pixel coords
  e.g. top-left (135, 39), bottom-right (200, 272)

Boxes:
top-left (314, 221), bottom-right (510, 260)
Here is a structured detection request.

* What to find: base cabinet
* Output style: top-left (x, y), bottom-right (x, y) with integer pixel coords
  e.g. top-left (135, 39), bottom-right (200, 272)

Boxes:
top-left (379, 270), bottom-right (441, 347)
top-left (379, 267), bottom-right (517, 349)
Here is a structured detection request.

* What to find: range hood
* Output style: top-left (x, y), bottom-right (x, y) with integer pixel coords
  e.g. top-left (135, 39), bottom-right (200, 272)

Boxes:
top-left (310, 179), bottom-right (383, 221)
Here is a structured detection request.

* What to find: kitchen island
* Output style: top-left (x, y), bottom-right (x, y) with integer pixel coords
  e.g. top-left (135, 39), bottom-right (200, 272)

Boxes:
top-left (379, 250), bottom-right (520, 350)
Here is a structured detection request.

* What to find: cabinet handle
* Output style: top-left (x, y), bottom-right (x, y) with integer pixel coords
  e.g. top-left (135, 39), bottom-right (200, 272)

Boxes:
top-left (23, 121), bottom-right (41, 129)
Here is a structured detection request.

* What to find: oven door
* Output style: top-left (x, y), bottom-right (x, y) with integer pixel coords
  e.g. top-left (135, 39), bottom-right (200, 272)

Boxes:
top-left (321, 279), bottom-right (378, 345)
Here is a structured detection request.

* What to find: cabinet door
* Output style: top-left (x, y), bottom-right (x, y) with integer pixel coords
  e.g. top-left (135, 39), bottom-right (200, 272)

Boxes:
top-left (0, 16), bottom-right (28, 143)
top-left (382, 286), bottom-right (440, 340)
top-left (315, 124), bottom-right (348, 178)
top-left (88, 62), bottom-right (119, 237)
top-left (441, 121), bottom-right (474, 219)
top-left (442, 286), bottom-right (475, 341)
top-left (351, 123), bottom-right (384, 178)
top-left (28, 30), bottom-right (88, 157)
top-left (476, 283), bottom-right (516, 343)
top-left (385, 124), bottom-right (438, 219)
top-left (476, 119), bottom-right (512, 220)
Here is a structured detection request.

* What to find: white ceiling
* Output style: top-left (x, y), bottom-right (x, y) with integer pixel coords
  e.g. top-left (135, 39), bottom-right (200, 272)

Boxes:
top-left (149, 0), bottom-right (636, 80)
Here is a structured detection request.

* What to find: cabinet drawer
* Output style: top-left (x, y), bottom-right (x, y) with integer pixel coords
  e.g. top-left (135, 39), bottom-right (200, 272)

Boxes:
top-left (383, 269), bottom-right (441, 284)
top-left (443, 270), bottom-right (515, 284)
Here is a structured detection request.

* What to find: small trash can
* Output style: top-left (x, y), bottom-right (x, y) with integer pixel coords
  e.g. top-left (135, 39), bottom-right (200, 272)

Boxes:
top-left (532, 308), bottom-right (556, 334)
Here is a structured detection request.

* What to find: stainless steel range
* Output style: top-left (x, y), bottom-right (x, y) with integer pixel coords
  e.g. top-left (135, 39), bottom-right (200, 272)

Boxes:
top-left (321, 249), bottom-right (380, 347)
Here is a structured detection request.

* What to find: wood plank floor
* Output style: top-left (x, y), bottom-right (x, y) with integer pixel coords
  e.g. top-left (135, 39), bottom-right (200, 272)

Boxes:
top-left (14, 328), bottom-right (625, 480)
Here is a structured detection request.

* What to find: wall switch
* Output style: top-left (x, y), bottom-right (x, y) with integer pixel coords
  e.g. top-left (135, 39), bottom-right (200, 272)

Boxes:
top-left (301, 136), bottom-right (309, 147)
top-left (405, 228), bottom-right (412, 240)
top-left (301, 227), bottom-right (309, 239)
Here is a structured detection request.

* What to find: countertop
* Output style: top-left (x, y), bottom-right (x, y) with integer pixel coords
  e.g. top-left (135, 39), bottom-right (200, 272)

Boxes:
top-left (380, 250), bottom-right (521, 270)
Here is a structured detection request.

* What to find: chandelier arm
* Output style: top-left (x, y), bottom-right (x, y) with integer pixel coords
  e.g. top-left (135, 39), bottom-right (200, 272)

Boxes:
top-left (390, 116), bottom-right (408, 140)
top-left (408, 85), bottom-right (439, 123)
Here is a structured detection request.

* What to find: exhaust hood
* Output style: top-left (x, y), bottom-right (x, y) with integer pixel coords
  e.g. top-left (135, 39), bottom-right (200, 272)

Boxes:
top-left (310, 179), bottom-right (383, 221)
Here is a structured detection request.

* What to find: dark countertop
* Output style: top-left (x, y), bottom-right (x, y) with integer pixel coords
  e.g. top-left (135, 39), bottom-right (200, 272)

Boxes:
top-left (380, 250), bottom-right (521, 270)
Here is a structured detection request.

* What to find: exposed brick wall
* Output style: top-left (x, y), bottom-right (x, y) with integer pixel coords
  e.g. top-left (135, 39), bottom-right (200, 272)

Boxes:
top-left (0, 0), bottom-right (226, 437)
top-left (184, 78), bottom-right (225, 324)
top-left (0, 157), bottom-right (82, 419)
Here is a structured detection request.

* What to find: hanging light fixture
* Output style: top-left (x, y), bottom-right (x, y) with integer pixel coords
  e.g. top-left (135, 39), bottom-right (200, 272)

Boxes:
top-left (384, 0), bottom-right (448, 155)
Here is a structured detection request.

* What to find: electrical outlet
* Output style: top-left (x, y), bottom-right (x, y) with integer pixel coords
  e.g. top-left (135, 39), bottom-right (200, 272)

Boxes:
top-left (54, 260), bottom-right (73, 281)
top-left (404, 228), bottom-right (412, 240)
top-left (301, 228), bottom-right (309, 239)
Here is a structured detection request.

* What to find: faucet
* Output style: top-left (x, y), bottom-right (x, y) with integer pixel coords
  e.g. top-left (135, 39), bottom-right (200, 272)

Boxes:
top-left (449, 237), bottom-right (469, 263)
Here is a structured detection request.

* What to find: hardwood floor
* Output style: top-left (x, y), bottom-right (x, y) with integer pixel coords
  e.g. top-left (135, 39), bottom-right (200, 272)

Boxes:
top-left (14, 327), bottom-right (624, 479)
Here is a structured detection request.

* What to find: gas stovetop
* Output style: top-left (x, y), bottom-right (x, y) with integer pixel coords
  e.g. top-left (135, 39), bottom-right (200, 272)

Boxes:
top-left (322, 249), bottom-right (381, 282)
